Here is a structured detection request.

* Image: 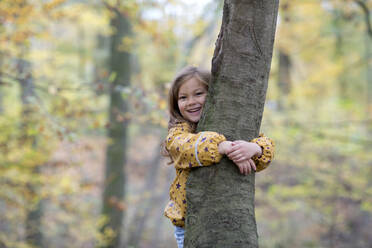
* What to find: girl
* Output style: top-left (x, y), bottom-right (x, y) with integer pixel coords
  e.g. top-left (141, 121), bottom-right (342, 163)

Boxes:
top-left (163, 66), bottom-right (274, 248)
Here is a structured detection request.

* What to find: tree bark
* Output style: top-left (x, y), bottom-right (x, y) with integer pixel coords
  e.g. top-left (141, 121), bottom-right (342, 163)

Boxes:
top-left (185, 1), bottom-right (279, 247)
top-left (100, 6), bottom-right (131, 248)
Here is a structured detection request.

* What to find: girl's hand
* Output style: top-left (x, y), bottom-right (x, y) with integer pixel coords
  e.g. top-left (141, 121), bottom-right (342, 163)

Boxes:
top-left (226, 140), bottom-right (262, 163)
top-left (235, 158), bottom-right (257, 175)
top-left (218, 141), bottom-right (233, 155)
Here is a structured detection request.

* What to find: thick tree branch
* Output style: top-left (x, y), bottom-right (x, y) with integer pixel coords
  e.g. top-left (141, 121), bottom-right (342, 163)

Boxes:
top-left (102, 0), bottom-right (121, 17)
top-left (354, 0), bottom-right (372, 37)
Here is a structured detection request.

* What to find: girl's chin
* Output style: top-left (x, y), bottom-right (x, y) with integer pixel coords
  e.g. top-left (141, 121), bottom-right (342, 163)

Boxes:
top-left (185, 114), bottom-right (200, 123)
top-left (184, 109), bottom-right (202, 123)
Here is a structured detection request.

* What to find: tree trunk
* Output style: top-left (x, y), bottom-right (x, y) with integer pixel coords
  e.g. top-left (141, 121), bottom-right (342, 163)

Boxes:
top-left (185, 1), bottom-right (279, 247)
top-left (277, 49), bottom-right (291, 110)
top-left (127, 142), bottom-right (162, 247)
top-left (332, 10), bottom-right (348, 100)
top-left (78, 27), bottom-right (86, 80)
top-left (150, 167), bottom-right (175, 248)
top-left (365, 29), bottom-right (372, 117)
top-left (180, 1), bottom-right (221, 68)
top-left (18, 57), bottom-right (44, 248)
top-left (0, 56), bottom-right (3, 114)
top-left (100, 6), bottom-right (131, 248)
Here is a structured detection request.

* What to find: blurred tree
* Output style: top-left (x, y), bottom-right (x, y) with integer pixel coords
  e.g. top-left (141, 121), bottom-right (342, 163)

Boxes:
top-left (9, 0), bottom-right (45, 246)
top-left (127, 142), bottom-right (162, 247)
top-left (354, 0), bottom-right (372, 116)
top-left (0, 59), bottom-right (3, 114)
top-left (332, 7), bottom-right (349, 101)
top-left (18, 56), bottom-right (44, 248)
top-left (179, 1), bottom-right (222, 68)
top-left (100, 1), bottom-right (132, 247)
top-left (185, 1), bottom-right (279, 247)
top-left (277, 3), bottom-right (292, 111)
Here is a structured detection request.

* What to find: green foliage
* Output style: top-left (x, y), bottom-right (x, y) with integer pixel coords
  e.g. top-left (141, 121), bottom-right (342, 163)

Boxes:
top-left (0, 0), bottom-right (371, 247)
top-left (257, 1), bottom-right (372, 247)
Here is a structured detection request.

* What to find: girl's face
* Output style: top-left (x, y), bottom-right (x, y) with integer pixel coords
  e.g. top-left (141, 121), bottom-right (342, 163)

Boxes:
top-left (177, 77), bottom-right (207, 123)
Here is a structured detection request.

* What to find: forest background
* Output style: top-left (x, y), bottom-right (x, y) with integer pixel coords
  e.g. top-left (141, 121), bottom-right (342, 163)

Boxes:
top-left (0, 0), bottom-right (371, 248)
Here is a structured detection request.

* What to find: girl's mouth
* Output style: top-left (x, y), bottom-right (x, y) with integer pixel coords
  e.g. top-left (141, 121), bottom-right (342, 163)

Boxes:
top-left (187, 107), bottom-right (201, 115)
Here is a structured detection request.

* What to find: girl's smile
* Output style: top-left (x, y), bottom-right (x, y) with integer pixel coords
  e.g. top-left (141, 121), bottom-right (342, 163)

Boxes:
top-left (177, 77), bottom-right (207, 123)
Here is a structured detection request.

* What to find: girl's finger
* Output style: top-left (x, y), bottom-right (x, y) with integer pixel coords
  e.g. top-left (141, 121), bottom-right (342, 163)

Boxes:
top-left (249, 159), bottom-right (257, 172)
top-left (228, 153), bottom-right (240, 161)
top-left (241, 161), bottom-right (247, 175)
top-left (232, 157), bottom-right (246, 163)
top-left (227, 146), bottom-right (240, 155)
top-left (233, 140), bottom-right (244, 144)
top-left (239, 165), bottom-right (244, 174)
top-left (241, 163), bottom-right (247, 175)
top-left (227, 149), bottom-right (243, 157)
top-left (245, 161), bottom-right (251, 175)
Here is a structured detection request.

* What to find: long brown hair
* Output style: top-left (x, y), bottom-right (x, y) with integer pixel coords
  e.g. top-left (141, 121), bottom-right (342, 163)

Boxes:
top-left (161, 66), bottom-right (211, 160)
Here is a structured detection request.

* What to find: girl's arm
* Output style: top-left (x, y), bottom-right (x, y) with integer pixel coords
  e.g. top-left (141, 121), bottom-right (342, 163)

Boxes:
top-left (166, 123), bottom-right (230, 170)
top-left (227, 134), bottom-right (275, 172)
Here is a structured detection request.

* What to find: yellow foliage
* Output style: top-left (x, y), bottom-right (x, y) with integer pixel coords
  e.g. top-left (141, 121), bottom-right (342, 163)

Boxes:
top-left (158, 99), bottom-right (167, 110)
top-left (42, 0), bottom-right (67, 11)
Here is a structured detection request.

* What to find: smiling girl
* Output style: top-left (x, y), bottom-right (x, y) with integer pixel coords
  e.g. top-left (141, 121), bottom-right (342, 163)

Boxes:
top-left (163, 66), bottom-right (275, 248)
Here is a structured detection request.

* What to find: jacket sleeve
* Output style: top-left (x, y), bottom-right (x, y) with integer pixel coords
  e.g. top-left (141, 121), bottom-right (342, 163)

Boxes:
top-left (166, 123), bottom-right (226, 169)
top-left (251, 134), bottom-right (275, 172)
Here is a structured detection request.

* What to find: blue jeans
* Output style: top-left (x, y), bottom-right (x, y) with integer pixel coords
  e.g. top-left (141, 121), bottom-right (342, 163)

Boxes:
top-left (174, 226), bottom-right (185, 248)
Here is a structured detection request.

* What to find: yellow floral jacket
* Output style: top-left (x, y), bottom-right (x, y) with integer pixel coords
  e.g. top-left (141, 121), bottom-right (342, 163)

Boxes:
top-left (164, 122), bottom-right (275, 227)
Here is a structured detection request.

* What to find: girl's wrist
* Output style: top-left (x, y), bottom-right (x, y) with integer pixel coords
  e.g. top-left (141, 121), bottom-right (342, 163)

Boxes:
top-left (218, 141), bottom-right (230, 154)
top-left (255, 143), bottom-right (263, 157)
top-left (218, 141), bottom-right (226, 154)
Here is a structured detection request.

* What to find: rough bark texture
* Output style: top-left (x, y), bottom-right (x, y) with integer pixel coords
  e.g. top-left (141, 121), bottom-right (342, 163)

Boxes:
top-left (101, 8), bottom-right (131, 248)
top-left (185, 1), bottom-right (279, 247)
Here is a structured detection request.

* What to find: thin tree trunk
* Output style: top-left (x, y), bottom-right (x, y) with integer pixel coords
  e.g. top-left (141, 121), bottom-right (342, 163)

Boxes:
top-left (127, 142), bottom-right (162, 247)
top-left (18, 57), bottom-right (44, 248)
top-left (100, 6), bottom-right (131, 248)
top-left (277, 49), bottom-right (291, 110)
top-left (0, 57), bottom-right (3, 114)
top-left (277, 3), bottom-right (291, 111)
top-left (332, 10), bottom-right (348, 100)
top-left (185, 1), bottom-right (279, 247)
top-left (93, 34), bottom-right (109, 96)
top-left (150, 167), bottom-right (174, 248)
top-left (179, 1), bottom-right (221, 68)
top-left (365, 30), bottom-right (372, 117)
top-left (78, 28), bottom-right (86, 80)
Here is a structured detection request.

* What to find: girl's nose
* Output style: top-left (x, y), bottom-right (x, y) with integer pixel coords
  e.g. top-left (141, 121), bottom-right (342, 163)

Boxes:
top-left (187, 97), bottom-right (196, 105)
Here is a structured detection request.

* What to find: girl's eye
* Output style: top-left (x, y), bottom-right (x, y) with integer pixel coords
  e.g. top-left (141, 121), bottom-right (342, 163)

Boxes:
top-left (179, 96), bottom-right (186, 100)
top-left (196, 92), bottom-right (204, 96)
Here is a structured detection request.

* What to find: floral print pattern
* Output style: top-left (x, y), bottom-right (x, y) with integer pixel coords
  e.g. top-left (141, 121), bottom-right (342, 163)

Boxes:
top-left (164, 122), bottom-right (275, 227)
